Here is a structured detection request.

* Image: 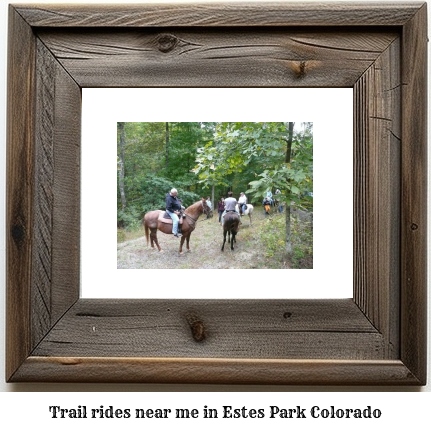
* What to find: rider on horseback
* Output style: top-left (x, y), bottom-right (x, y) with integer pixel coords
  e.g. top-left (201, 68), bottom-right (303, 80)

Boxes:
top-left (165, 188), bottom-right (183, 237)
top-left (238, 192), bottom-right (247, 215)
top-left (221, 191), bottom-right (239, 225)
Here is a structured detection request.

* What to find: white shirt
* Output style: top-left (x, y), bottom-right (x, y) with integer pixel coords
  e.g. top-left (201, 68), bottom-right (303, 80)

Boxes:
top-left (238, 195), bottom-right (247, 205)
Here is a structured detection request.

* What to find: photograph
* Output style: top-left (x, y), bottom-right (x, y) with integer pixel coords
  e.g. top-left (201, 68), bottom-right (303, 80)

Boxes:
top-left (117, 122), bottom-right (313, 269)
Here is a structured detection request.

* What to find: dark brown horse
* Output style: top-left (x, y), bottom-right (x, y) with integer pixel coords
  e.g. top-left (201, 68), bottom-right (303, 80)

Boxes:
top-left (144, 198), bottom-right (211, 254)
top-left (221, 211), bottom-right (240, 251)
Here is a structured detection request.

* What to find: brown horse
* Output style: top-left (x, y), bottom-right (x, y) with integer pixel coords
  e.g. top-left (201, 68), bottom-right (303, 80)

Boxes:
top-left (144, 198), bottom-right (211, 254)
top-left (221, 211), bottom-right (240, 251)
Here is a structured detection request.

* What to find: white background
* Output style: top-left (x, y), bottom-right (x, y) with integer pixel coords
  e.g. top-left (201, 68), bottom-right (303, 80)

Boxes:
top-left (81, 87), bottom-right (353, 299)
top-left (0, 0), bottom-right (430, 423)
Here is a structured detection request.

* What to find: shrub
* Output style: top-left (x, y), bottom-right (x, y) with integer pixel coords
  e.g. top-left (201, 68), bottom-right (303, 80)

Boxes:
top-left (257, 211), bottom-right (313, 268)
top-left (117, 206), bottom-right (142, 231)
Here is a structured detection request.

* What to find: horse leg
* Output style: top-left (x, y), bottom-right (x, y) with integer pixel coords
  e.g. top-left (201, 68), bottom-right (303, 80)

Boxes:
top-left (147, 228), bottom-right (156, 249)
top-left (185, 234), bottom-right (191, 252)
top-left (150, 229), bottom-right (162, 252)
top-left (144, 223), bottom-right (150, 247)
top-left (221, 230), bottom-right (227, 251)
top-left (179, 235), bottom-right (186, 254)
top-left (231, 231), bottom-right (237, 250)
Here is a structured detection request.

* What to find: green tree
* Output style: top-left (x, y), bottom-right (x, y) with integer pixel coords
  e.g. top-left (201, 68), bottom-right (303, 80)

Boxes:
top-left (193, 122), bottom-right (313, 258)
top-left (117, 122), bottom-right (127, 210)
top-left (117, 122), bottom-right (212, 228)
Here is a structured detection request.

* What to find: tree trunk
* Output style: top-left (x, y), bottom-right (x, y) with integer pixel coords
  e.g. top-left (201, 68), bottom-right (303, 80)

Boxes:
top-left (285, 122), bottom-right (294, 257)
top-left (285, 122), bottom-right (294, 163)
top-left (118, 122), bottom-right (127, 210)
top-left (285, 202), bottom-right (292, 255)
top-left (165, 122), bottom-right (170, 169)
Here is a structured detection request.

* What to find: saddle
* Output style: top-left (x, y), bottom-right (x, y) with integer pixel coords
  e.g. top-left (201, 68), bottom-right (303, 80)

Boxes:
top-left (158, 211), bottom-right (184, 225)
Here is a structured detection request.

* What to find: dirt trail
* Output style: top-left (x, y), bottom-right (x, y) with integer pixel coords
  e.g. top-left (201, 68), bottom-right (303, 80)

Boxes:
top-left (117, 210), bottom-right (276, 269)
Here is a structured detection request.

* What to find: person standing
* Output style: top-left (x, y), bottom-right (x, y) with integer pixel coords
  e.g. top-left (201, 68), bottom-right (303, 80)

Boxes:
top-left (266, 189), bottom-right (273, 206)
top-left (217, 197), bottom-right (225, 224)
top-left (205, 196), bottom-right (213, 219)
top-left (263, 196), bottom-right (271, 215)
top-left (275, 188), bottom-right (283, 213)
top-left (206, 196), bottom-right (212, 210)
top-left (165, 188), bottom-right (182, 237)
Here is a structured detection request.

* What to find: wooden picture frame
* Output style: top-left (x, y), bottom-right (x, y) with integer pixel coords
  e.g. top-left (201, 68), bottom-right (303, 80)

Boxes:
top-left (6, 2), bottom-right (427, 385)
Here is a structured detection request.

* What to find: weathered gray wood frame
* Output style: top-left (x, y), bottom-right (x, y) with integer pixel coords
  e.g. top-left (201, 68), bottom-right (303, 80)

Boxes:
top-left (6, 2), bottom-right (427, 384)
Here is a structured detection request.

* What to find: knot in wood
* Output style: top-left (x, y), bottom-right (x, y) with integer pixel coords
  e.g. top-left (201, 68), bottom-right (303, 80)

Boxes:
top-left (186, 314), bottom-right (206, 342)
top-left (156, 34), bottom-right (178, 53)
top-left (411, 223), bottom-right (419, 230)
top-left (11, 222), bottom-right (25, 246)
top-left (294, 61), bottom-right (307, 79)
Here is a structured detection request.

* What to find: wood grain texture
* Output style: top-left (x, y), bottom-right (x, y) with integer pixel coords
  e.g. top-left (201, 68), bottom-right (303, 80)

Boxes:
top-left (32, 40), bottom-right (56, 347)
top-left (12, 358), bottom-right (420, 385)
top-left (15, 2), bottom-right (424, 27)
top-left (50, 52), bottom-right (81, 325)
top-left (353, 38), bottom-right (401, 358)
top-left (32, 299), bottom-right (382, 359)
top-left (32, 39), bottom-right (81, 349)
top-left (37, 29), bottom-right (398, 88)
top-left (6, 2), bottom-right (427, 385)
top-left (400, 3), bottom-right (428, 384)
top-left (6, 7), bottom-right (36, 381)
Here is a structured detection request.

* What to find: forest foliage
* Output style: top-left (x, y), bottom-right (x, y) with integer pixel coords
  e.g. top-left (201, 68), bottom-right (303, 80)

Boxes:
top-left (117, 122), bottom-right (313, 230)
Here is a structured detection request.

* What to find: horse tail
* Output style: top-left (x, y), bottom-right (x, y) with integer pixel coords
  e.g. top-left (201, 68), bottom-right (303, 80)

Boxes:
top-left (144, 218), bottom-right (149, 246)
